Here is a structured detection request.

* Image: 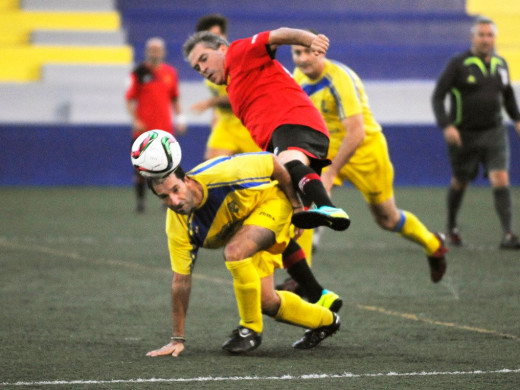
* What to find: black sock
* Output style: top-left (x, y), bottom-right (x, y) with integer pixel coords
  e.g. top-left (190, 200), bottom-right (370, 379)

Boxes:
top-left (284, 160), bottom-right (334, 208)
top-left (447, 186), bottom-right (465, 229)
top-left (493, 187), bottom-right (512, 234)
top-left (282, 239), bottom-right (323, 302)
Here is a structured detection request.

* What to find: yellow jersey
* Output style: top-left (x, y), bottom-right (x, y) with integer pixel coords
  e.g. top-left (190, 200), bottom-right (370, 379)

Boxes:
top-left (166, 152), bottom-right (289, 274)
top-left (293, 59), bottom-right (382, 161)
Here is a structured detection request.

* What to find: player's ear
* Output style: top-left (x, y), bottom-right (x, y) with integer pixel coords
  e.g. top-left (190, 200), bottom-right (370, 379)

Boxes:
top-left (218, 44), bottom-right (228, 53)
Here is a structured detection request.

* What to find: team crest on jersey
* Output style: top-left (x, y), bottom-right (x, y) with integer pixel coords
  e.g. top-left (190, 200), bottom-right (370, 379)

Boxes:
top-left (227, 200), bottom-right (239, 214)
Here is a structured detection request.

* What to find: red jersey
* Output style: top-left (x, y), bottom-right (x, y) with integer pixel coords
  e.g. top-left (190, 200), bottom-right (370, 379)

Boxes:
top-left (125, 63), bottom-right (179, 137)
top-left (224, 31), bottom-right (328, 150)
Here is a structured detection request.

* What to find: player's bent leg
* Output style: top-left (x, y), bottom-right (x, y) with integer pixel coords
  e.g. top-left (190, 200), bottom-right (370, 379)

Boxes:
top-left (273, 290), bottom-right (333, 330)
top-left (371, 199), bottom-right (448, 283)
top-left (222, 258), bottom-right (263, 353)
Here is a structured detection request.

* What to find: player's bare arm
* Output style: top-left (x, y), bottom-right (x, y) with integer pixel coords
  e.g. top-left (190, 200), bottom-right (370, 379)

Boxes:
top-left (268, 27), bottom-right (329, 55)
top-left (322, 114), bottom-right (365, 192)
top-left (146, 272), bottom-right (192, 357)
top-left (443, 125), bottom-right (462, 147)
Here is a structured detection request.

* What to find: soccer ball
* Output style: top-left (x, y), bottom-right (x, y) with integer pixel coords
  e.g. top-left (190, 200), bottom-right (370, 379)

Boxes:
top-left (131, 130), bottom-right (182, 178)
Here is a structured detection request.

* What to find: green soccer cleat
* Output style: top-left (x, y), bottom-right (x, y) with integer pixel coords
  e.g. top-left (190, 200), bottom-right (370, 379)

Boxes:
top-left (316, 289), bottom-right (343, 313)
top-left (292, 205), bottom-right (350, 231)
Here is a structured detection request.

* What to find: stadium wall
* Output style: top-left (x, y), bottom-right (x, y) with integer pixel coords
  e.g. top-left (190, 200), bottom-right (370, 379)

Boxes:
top-left (1, 124), bottom-right (519, 187)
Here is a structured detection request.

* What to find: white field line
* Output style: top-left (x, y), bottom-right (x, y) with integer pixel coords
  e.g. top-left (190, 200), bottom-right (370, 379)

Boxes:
top-left (1, 368), bottom-right (520, 387)
top-left (2, 238), bottom-right (519, 340)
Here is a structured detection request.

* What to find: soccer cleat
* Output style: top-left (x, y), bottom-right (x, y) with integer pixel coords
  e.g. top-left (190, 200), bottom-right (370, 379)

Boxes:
top-left (221, 326), bottom-right (262, 354)
top-left (427, 233), bottom-right (448, 283)
top-left (447, 226), bottom-right (463, 246)
top-left (499, 232), bottom-right (520, 250)
top-left (292, 313), bottom-right (341, 349)
top-left (275, 277), bottom-right (305, 297)
top-left (292, 205), bottom-right (350, 231)
top-left (316, 289), bottom-right (343, 313)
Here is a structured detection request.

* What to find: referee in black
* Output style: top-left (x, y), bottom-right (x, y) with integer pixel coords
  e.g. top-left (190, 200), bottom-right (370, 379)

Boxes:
top-left (432, 16), bottom-right (520, 249)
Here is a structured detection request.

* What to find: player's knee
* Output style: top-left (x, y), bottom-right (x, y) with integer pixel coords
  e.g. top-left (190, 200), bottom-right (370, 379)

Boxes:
top-left (373, 212), bottom-right (397, 230)
top-left (261, 290), bottom-right (281, 317)
top-left (223, 243), bottom-right (245, 262)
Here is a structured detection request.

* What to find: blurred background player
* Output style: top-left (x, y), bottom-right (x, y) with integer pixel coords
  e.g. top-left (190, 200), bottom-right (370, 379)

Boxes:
top-left (432, 17), bottom-right (520, 249)
top-left (288, 38), bottom-right (448, 284)
top-left (190, 14), bottom-right (261, 160)
top-left (125, 37), bottom-right (187, 212)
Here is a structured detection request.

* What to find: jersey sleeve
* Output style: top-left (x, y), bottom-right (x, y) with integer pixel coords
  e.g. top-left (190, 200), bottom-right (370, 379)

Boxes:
top-left (432, 57), bottom-right (459, 128)
top-left (226, 31), bottom-right (272, 73)
top-left (333, 69), bottom-right (363, 119)
top-left (500, 59), bottom-right (520, 121)
top-left (125, 73), bottom-right (138, 100)
top-left (166, 211), bottom-right (198, 275)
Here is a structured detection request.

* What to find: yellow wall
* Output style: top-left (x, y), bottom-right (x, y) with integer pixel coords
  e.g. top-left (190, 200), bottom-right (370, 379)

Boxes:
top-left (0, 5), bottom-right (132, 82)
top-left (466, 0), bottom-right (520, 81)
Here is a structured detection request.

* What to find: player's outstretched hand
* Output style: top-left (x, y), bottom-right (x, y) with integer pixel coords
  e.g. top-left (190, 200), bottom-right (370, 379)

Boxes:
top-left (146, 340), bottom-right (185, 357)
top-left (311, 34), bottom-right (329, 55)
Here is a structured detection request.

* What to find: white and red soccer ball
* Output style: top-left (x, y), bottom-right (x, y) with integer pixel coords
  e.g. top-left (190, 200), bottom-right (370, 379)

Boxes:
top-left (131, 130), bottom-right (182, 178)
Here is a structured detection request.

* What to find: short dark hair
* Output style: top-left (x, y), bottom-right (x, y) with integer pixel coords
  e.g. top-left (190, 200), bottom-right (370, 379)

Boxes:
top-left (196, 14), bottom-right (228, 35)
top-left (147, 166), bottom-right (186, 196)
top-left (471, 16), bottom-right (497, 35)
top-left (182, 31), bottom-right (229, 59)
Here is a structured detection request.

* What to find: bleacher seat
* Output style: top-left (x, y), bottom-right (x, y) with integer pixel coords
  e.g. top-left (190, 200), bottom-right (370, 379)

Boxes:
top-left (117, 0), bottom-right (472, 80)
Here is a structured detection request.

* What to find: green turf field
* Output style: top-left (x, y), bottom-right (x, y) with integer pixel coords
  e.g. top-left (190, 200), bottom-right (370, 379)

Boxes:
top-left (1, 186), bottom-right (519, 389)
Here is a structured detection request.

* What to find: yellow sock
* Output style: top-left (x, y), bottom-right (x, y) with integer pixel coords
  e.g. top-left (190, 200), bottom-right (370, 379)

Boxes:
top-left (295, 228), bottom-right (314, 267)
top-left (225, 258), bottom-right (263, 334)
top-left (395, 210), bottom-right (439, 255)
top-left (274, 290), bottom-right (333, 329)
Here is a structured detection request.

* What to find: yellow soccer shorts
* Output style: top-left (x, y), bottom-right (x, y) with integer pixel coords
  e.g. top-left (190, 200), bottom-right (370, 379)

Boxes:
top-left (207, 117), bottom-right (261, 154)
top-left (244, 187), bottom-right (292, 278)
top-left (327, 132), bottom-right (394, 205)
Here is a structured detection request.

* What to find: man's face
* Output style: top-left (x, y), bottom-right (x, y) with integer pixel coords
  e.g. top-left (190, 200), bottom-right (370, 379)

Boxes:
top-left (188, 42), bottom-right (227, 85)
top-left (291, 44), bottom-right (324, 80)
top-left (471, 23), bottom-right (495, 58)
top-left (153, 175), bottom-right (197, 215)
top-left (145, 42), bottom-right (166, 66)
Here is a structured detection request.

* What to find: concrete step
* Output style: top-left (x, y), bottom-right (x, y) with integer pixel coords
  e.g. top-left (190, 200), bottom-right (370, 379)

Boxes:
top-left (31, 30), bottom-right (127, 46)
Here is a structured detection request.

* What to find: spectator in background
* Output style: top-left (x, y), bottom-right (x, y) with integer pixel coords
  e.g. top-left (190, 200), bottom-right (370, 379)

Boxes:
top-left (190, 14), bottom-right (261, 160)
top-left (126, 37), bottom-right (187, 213)
top-left (432, 16), bottom-right (520, 249)
top-left (287, 39), bottom-right (447, 285)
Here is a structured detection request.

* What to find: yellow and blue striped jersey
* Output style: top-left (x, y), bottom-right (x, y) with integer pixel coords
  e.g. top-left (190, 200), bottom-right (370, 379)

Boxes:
top-left (293, 59), bottom-right (382, 159)
top-left (166, 152), bottom-right (279, 274)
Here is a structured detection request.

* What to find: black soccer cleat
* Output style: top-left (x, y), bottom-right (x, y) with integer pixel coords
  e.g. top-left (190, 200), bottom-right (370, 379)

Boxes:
top-left (222, 326), bottom-right (262, 354)
top-left (292, 313), bottom-right (340, 349)
top-left (291, 206), bottom-right (350, 231)
top-left (427, 233), bottom-right (448, 283)
top-left (500, 232), bottom-right (520, 250)
top-left (447, 226), bottom-right (464, 246)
